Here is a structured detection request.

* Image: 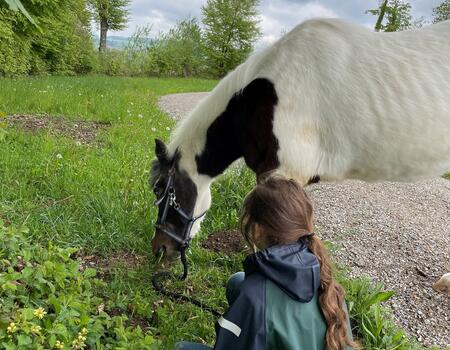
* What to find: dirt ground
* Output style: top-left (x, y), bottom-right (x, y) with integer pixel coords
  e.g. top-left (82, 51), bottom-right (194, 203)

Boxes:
top-left (6, 114), bottom-right (110, 144)
top-left (200, 230), bottom-right (247, 255)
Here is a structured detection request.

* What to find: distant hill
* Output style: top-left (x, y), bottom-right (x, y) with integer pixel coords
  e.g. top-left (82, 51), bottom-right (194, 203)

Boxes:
top-left (93, 36), bottom-right (131, 50)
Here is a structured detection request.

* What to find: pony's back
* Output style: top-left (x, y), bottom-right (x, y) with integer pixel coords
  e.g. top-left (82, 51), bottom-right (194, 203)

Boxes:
top-left (256, 19), bottom-right (450, 182)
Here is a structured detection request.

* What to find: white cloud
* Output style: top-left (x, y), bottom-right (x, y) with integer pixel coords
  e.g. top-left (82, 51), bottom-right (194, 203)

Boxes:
top-left (107, 0), bottom-right (442, 46)
top-left (258, 1), bottom-right (338, 46)
top-left (112, 0), bottom-right (206, 37)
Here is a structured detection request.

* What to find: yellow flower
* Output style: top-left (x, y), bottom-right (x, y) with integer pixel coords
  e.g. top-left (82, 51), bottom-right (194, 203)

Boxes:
top-left (34, 307), bottom-right (47, 319)
top-left (31, 325), bottom-right (41, 333)
top-left (6, 322), bottom-right (17, 333)
top-left (0, 112), bottom-right (6, 118)
top-left (55, 340), bottom-right (64, 349)
top-left (71, 329), bottom-right (87, 349)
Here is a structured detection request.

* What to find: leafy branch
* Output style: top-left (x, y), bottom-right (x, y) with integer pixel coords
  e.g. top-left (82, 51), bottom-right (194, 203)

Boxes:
top-left (3, 0), bottom-right (37, 26)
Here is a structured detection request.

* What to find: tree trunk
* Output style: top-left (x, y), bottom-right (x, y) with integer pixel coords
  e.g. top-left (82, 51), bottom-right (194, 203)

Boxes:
top-left (375, 0), bottom-right (389, 32)
top-left (99, 18), bottom-right (108, 52)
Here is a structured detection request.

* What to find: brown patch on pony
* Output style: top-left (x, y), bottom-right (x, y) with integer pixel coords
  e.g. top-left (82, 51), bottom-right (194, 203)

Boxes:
top-left (196, 78), bottom-right (280, 178)
top-left (307, 175), bottom-right (321, 185)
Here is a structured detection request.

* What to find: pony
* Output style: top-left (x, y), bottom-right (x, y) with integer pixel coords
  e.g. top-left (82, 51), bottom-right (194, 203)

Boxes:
top-left (150, 18), bottom-right (450, 261)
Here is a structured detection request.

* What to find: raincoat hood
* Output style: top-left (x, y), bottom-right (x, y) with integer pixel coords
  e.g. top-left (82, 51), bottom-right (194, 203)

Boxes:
top-left (243, 240), bottom-right (321, 302)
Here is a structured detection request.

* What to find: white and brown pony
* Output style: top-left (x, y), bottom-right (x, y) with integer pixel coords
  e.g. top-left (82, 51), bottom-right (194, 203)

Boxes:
top-left (150, 19), bottom-right (450, 277)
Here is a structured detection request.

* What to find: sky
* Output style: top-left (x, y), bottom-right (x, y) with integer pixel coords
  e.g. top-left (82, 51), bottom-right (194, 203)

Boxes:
top-left (111, 0), bottom-right (443, 47)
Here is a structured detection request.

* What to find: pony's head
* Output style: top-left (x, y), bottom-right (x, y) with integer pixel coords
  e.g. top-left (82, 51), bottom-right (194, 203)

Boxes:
top-left (150, 139), bottom-right (211, 259)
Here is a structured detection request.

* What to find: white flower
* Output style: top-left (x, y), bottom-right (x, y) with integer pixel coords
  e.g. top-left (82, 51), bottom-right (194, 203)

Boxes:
top-left (166, 127), bottom-right (170, 131)
top-left (56, 154), bottom-right (63, 159)
top-left (151, 127), bottom-right (156, 132)
top-left (138, 114), bottom-right (143, 118)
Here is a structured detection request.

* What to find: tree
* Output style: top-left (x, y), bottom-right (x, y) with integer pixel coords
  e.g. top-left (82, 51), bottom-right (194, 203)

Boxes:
top-left (433, 0), bottom-right (450, 23)
top-left (367, 0), bottom-right (412, 32)
top-left (202, 0), bottom-right (260, 77)
top-left (0, 0), bottom-right (97, 75)
top-left (89, 0), bottom-right (130, 51)
top-left (374, 0), bottom-right (388, 31)
top-left (167, 18), bottom-right (204, 76)
top-left (146, 18), bottom-right (205, 77)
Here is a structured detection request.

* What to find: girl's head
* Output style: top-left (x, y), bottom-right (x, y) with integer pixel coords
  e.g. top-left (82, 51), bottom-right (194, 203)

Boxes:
top-left (240, 176), bottom-right (356, 350)
top-left (241, 176), bottom-right (313, 249)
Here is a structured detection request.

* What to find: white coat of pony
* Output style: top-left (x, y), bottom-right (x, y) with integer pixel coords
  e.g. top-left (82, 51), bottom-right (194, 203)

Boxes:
top-left (168, 19), bottom-right (450, 289)
top-left (171, 18), bottom-right (450, 188)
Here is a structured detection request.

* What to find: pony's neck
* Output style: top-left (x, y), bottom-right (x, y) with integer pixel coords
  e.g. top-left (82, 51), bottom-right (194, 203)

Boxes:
top-left (169, 53), bottom-right (279, 181)
top-left (195, 78), bottom-right (280, 179)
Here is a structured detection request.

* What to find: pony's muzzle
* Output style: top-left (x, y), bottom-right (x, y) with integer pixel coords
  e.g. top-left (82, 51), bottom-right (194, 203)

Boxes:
top-left (151, 229), bottom-right (180, 261)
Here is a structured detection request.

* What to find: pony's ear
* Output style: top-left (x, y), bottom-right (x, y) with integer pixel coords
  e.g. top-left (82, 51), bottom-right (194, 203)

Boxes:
top-left (154, 139), bottom-right (168, 162)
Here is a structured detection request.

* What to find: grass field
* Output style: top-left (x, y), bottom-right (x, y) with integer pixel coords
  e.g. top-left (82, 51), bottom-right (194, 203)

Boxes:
top-left (0, 76), bottom-right (439, 349)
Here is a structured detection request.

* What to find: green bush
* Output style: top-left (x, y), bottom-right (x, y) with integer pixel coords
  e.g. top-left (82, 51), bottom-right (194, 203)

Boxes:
top-left (0, 221), bottom-right (158, 349)
top-left (146, 18), bottom-right (206, 77)
top-left (97, 19), bottom-right (210, 78)
top-left (0, 1), bottom-right (97, 76)
top-left (98, 49), bottom-right (127, 76)
top-left (0, 8), bottom-right (31, 76)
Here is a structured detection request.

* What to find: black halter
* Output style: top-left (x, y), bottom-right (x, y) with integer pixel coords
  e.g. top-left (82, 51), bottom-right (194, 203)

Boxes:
top-left (151, 166), bottom-right (220, 317)
top-left (154, 167), bottom-right (206, 250)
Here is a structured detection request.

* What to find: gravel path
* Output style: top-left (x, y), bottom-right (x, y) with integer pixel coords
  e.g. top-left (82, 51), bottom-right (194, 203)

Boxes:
top-left (309, 180), bottom-right (450, 348)
top-left (158, 92), bottom-right (450, 348)
top-left (158, 92), bottom-right (209, 120)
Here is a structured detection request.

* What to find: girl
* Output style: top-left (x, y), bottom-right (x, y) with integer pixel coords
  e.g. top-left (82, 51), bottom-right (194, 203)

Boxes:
top-left (176, 176), bottom-right (355, 350)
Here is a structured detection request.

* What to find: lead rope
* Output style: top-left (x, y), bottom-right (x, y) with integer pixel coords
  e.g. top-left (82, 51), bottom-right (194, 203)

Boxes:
top-left (151, 248), bottom-right (222, 318)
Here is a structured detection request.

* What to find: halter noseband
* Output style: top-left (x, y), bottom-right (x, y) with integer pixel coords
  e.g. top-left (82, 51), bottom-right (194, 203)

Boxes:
top-left (154, 167), bottom-right (206, 249)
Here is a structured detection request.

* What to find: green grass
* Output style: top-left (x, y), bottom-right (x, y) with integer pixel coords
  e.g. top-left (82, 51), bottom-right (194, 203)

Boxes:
top-left (0, 76), bottom-right (441, 350)
top-left (0, 76), bottom-right (216, 122)
top-left (0, 76), bottom-right (216, 254)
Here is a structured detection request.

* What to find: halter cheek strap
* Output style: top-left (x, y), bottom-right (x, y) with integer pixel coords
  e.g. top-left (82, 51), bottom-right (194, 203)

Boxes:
top-left (154, 167), bottom-right (206, 249)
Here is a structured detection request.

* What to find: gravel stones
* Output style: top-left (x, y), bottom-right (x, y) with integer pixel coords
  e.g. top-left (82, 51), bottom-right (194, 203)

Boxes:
top-left (307, 179), bottom-right (449, 348)
top-left (158, 92), bottom-right (209, 120)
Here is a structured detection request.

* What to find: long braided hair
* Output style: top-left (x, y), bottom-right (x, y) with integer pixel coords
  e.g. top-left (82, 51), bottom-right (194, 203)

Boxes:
top-left (240, 176), bottom-right (356, 350)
